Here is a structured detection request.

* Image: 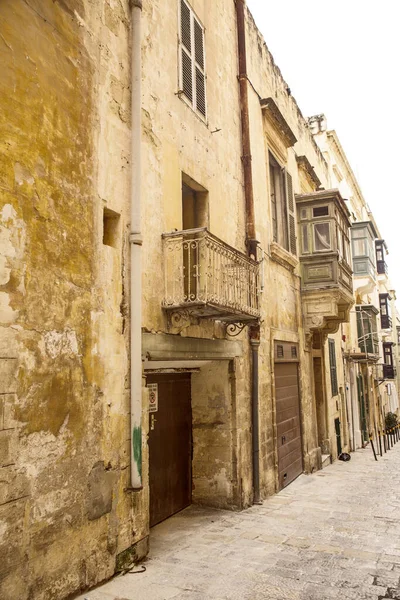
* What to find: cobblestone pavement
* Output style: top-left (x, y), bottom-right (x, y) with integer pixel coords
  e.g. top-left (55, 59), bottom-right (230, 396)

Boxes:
top-left (78, 446), bottom-right (400, 600)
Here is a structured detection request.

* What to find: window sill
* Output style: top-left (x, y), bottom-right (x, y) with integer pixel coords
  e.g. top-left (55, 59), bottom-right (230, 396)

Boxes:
top-left (270, 242), bottom-right (299, 272)
top-left (177, 91), bottom-right (208, 125)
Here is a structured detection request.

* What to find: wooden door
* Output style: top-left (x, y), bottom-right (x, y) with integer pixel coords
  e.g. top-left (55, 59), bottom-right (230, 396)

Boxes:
top-left (147, 373), bottom-right (192, 527)
top-left (275, 363), bottom-right (303, 490)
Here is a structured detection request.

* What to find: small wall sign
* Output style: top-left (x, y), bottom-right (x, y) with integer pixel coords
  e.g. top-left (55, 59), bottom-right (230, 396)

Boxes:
top-left (148, 383), bottom-right (158, 413)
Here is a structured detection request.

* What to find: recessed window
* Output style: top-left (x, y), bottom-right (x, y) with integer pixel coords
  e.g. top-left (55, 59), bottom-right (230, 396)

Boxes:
top-left (277, 345), bottom-right (284, 358)
top-left (328, 339), bottom-right (338, 396)
top-left (268, 153), bottom-right (296, 255)
top-left (103, 208), bottom-right (120, 248)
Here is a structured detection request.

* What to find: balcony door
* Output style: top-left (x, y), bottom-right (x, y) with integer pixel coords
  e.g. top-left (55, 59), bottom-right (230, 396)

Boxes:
top-left (182, 176), bottom-right (208, 303)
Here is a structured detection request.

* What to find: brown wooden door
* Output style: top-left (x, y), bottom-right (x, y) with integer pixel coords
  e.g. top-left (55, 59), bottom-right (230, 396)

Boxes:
top-left (275, 363), bottom-right (303, 490)
top-left (147, 373), bottom-right (192, 527)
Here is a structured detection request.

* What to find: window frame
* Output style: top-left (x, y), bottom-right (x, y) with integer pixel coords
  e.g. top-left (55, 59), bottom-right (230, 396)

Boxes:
top-left (268, 152), bottom-right (296, 255)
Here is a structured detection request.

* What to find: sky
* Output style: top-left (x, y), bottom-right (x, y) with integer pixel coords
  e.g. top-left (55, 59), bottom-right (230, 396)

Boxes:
top-left (246, 0), bottom-right (400, 297)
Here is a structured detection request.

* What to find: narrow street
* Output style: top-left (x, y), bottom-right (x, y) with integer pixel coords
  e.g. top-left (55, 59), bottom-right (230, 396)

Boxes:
top-left (78, 446), bottom-right (400, 600)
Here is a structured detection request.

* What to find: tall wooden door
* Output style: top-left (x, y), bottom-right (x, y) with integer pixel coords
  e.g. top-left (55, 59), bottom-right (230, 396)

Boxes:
top-left (147, 373), bottom-right (192, 527)
top-left (275, 362), bottom-right (303, 490)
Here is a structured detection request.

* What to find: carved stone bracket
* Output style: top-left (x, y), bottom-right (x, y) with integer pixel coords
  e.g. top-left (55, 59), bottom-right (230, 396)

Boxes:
top-left (167, 309), bottom-right (198, 332)
top-left (302, 288), bottom-right (353, 339)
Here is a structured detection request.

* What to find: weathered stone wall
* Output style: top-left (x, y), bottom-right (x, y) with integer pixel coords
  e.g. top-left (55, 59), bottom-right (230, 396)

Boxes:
top-left (0, 2), bottom-right (147, 599)
top-left (140, 0), bottom-right (254, 508)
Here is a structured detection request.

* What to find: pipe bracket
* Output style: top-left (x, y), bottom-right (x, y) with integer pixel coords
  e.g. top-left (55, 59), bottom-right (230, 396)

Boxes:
top-left (130, 233), bottom-right (143, 246)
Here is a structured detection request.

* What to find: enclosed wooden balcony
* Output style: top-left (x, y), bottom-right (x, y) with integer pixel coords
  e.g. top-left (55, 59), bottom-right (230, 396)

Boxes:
top-left (162, 228), bottom-right (260, 324)
top-left (376, 364), bottom-right (397, 381)
top-left (295, 190), bottom-right (354, 334)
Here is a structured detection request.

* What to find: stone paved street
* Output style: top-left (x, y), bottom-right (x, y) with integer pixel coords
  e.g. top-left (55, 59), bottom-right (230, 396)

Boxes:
top-left (78, 446), bottom-right (400, 600)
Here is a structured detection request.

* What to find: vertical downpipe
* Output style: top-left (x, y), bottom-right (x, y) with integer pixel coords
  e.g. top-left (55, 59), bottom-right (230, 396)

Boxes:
top-left (250, 329), bottom-right (261, 504)
top-left (235, 0), bottom-right (261, 504)
top-left (130, 0), bottom-right (143, 490)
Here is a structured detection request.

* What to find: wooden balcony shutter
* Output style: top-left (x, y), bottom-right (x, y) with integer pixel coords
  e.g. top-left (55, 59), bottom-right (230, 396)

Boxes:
top-left (328, 338), bottom-right (338, 396)
top-left (285, 171), bottom-right (297, 255)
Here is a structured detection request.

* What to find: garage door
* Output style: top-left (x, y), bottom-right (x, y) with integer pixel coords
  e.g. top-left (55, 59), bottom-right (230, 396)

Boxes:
top-left (275, 362), bottom-right (303, 490)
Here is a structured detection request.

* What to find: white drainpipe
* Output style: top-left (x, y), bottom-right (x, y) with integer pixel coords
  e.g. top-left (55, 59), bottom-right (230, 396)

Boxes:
top-left (129, 0), bottom-right (143, 489)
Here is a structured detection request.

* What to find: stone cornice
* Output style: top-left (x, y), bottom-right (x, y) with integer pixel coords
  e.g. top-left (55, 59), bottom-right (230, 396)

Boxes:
top-left (260, 97), bottom-right (297, 148)
top-left (296, 155), bottom-right (322, 190)
top-left (295, 188), bottom-right (351, 224)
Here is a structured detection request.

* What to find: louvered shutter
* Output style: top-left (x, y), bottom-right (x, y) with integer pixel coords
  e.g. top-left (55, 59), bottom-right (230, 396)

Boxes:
top-left (180, 0), bottom-right (193, 102)
top-left (285, 170), bottom-right (297, 255)
top-left (194, 17), bottom-right (206, 117)
top-left (328, 339), bottom-right (338, 396)
top-left (179, 0), bottom-right (206, 118)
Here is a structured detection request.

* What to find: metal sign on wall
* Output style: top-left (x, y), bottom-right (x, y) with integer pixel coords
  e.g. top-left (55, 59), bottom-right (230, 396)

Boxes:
top-left (148, 383), bottom-right (158, 413)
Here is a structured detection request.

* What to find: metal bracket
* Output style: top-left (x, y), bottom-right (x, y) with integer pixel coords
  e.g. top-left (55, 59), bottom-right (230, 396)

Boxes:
top-left (226, 322), bottom-right (247, 337)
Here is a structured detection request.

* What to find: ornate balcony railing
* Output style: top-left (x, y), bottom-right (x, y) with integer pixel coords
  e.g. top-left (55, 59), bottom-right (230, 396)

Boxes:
top-left (162, 228), bottom-right (260, 323)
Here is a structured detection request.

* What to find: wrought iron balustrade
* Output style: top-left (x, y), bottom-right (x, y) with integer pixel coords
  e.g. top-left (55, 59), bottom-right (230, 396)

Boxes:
top-left (162, 228), bottom-right (260, 323)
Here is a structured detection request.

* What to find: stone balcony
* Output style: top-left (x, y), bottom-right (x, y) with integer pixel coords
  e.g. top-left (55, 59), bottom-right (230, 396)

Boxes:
top-left (162, 228), bottom-right (260, 326)
top-left (295, 189), bottom-right (354, 335)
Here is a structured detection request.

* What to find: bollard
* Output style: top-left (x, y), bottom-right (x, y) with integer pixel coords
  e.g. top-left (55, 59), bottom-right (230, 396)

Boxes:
top-left (387, 429), bottom-right (392, 449)
top-left (369, 434), bottom-right (378, 461)
top-left (378, 430), bottom-right (383, 457)
top-left (383, 429), bottom-right (387, 453)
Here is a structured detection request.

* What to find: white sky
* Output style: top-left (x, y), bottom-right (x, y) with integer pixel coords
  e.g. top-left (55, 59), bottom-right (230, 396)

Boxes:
top-left (247, 0), bottom-right (400, 297)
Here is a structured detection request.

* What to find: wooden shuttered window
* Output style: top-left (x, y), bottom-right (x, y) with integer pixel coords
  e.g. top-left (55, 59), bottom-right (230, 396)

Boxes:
top-left (285, 171), bottom-right (297, 255)
top-left (179, 0), bottom-right (206, 118)
top-left (328, 338), bottom-right (338, 397)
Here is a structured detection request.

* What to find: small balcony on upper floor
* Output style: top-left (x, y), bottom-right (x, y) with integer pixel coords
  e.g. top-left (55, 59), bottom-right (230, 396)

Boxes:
top-left (295, 189), bottom-right (354, 334)
top-left (356, 305), bottom-right (380, 357)
top-left (379, 293), bottom-right (392, 330)
top-left (162, 228), bottom-right (261, 326)
top-left (375, 239), bottom-right (388, 276)
top-left (351, 221), bottom-right (378, 290)
top-left (376, 363), bottom-right (397, 381)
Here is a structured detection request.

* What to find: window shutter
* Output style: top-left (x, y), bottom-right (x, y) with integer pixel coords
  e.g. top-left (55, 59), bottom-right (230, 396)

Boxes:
top-left (194, 17), bottom-right (206, 117)
top-left (180, 0), bottom-right (193, 103)
top-left (194, 19), bottom-right (204, 69)
top-left (180, 0), bottom-right (191, 51)
top-left (181, 49), bottom-right (193, 102)
top-left (285, 170), bottom-right (297, 255)
top-left (328, 339), bottom-right (338, 396)
top-left (179, 1), bottom-right (206, 118)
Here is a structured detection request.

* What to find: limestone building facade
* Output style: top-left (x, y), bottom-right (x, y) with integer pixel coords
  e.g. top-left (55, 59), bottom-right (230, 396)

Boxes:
top-left (310, 115), bottom-right (400, 453)
top-left (0, 1), bottom-right (398, 599)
